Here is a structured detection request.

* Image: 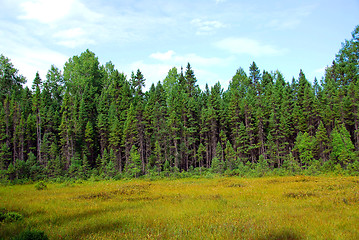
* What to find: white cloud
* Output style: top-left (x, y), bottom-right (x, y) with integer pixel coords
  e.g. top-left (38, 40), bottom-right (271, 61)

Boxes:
top-left (18, 0), bottom-right (103, 49)
top-left (191, 18), bottom-right (226, 35)
top-left (0, 20), bottom-right (68, 85)
top-left (174, 53), bottom-right (227, 66)
top-left (150, 50), bottom-right (176, 61)
top-left (53, 27), bottom-right (96, 48)
top-left (19, 0), bottom-right (75, 23)
top-left (149, 50), bottom-right (230, 67)
top-left (215, 37), bottom-right (285, 56)
top-left (53, 27), bottom-right (85, 39)
top-left (19, 0), bottom-right (102, 24)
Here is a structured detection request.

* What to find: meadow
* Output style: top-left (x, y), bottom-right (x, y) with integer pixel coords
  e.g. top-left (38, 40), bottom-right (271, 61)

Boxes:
top-left (1, 176), bottom-right (359, 239)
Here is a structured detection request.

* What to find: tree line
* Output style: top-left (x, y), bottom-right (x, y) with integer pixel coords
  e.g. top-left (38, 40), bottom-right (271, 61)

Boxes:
top-left (1, 26), bottom-right (359, 181)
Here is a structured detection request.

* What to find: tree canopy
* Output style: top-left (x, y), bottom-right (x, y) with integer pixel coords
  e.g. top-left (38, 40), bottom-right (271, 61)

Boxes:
top-left (1, 26), bottom-right (359, 181)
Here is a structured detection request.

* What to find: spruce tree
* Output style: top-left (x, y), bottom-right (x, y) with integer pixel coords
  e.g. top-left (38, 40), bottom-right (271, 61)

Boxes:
top-left (315, 121), bottom-right (331, 163)
top-left (330, 123), bottom-right (355, 166)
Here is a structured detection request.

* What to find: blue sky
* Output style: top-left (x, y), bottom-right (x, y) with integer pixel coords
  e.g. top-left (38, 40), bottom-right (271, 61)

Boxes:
top-left (1, 0), bottom-right (358, 90)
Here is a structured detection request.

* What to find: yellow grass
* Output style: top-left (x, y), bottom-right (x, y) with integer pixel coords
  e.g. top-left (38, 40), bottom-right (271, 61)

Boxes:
top-left (1, 176), bottom-right (359, 239)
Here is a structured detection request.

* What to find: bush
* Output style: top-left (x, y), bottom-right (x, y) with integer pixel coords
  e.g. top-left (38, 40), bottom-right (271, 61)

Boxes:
top-left (12, 229), bottom-right (48, 240)
top-left (0, 212), bottom-right (6, 222)
top-left (34, 181), bottom-right (47, 190)
top-left (5, 212), bottom-right (23, 222)
top-left (255, 155), bottom-right (270, 177)
top-left (304, 160), bottom-right (321, 176)
top-left (0, 209), bottom-right (23, 223)
top-left (346, 160), bottom-right (359, 176)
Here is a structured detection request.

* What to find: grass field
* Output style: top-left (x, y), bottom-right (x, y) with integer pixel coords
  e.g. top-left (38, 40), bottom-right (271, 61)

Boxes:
top-left (1, 176), bottom-right (359, 239)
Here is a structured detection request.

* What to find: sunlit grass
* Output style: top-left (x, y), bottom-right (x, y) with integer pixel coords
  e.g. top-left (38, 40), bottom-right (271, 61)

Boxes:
top-left (1, 176), bottom-right (359, 239)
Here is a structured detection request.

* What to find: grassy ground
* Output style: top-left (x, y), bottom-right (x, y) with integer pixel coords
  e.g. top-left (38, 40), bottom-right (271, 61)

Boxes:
top-left (1, 176), bottom-right (359, 239)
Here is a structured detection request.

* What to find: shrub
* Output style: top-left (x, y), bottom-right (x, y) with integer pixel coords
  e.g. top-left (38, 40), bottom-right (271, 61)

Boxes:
top-left (0, 211), bottom-right (6, 222)
top-left (0, 209), bottom-right (23, 223)
top-left (304, 160), bottom-right (321, 176)
top-left (4, 212), bottom-right (23, 222)
top-left (12, 229), bottom-right (49, 240)
top-left (256, 155), bottom-right (270, 177)
top-left (346, 160), bottom-right (359, 176)
top-left (34, 181), bottom-right (47, 190)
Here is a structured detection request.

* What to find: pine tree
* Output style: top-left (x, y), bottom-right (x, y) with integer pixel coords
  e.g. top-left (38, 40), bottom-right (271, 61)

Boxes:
top-left (211, 142), bottom-right (224, 173)
top-left (105, 149), bottom-right (117, 178)
top-left (0, 143), bottom-right (11, 170)
top-left (163, 67), bottom-right (178, 96)
top-left (97, 113), bottom-right (108, 156)
top-left (32, 75), bottom-right (42, 164)
top-left (330, 123), bottom-right (355, 166)
top-left (0, 54), bottom-right (26, 101)
top-left (32, 72), bottom-right (42, 91)
top-left (100, 148), bottom-right (109, 176)
top-left (196, 143), bottom-right (206, 169)
top-left (294, 132), bottom-right (315, 167)
top-left (249, 61), bottom-right (261, 95)
top-left (125, 145), bottom-right (142, 178)
top-left (184, 63), bottom-right (197, 97)
top-left (224, 140), bottom-right (237, 170)
top-left (315, 121), bottom-right (331, 163)
top-left (236, 122), bottom-right (249, 163)
top-left (123, 103), bottom-right (139, 166)
top-left (131, 69), bottom-right (145, 96)
top-left (108, 116), bottom-right (122, 171)
top-left (153, 140), bottom-right (162, 173)
top-left (81, 155), bottom-right (90, 179)
top-left (84, 121), bottom-right (95, 165)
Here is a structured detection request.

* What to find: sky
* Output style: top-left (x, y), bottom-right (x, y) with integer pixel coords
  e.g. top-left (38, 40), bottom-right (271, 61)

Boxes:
top-left (0, 0), bottom-right (358, 90)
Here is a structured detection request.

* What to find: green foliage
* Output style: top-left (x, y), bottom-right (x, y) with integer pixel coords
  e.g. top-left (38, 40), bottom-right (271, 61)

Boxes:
top-left (281, 153), bottom-right (301, 175)
top-left (68, 153), bottom-right (82, 179)
top-left (105, 149), bottom-right (117, 178)
top-left (211, 157), bottom-right (224, 174)
top-left (15, 159), bottom-right (30, 180)
top-left (0, 54), bottom-right (26, 100)
top-left (0, 143), bottom-right (11, 171)
top-left (330, 124), bottom-right (355, 166)
top-left (294, 132), bottom-right (315, 167)
top-left (125, 145), bottom-right (142, 178)
top-left (80, 155), bottom-right (90, 179)
top-left (346, 160), bottom-right (359, 176)
top-left (27, 152), bottom-right (44, 181)
top-left (7, 162), bottom-right (15, 180)
top-left (304, 160), bottom-right (321, 176)
top-left (12, 229), bottom-right (48, 240)
top-left (34, 181), bottom-right (47, 190)
top-left (0, 209), bottom-right (23, 223)
top-left (256, 155), bottom-right (270, 177)
top-left (1, 26), bottom-right (359, 181)
top-left (225, 141), bottom-right (237, 170)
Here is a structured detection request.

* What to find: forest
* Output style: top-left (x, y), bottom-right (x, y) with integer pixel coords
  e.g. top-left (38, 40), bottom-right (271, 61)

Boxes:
top-left (0, 25), bottom-right (358, 182)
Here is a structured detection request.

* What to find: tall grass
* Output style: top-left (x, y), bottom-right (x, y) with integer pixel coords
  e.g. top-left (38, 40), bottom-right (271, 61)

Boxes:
top-left (1, 176), bottom-right (358, 239)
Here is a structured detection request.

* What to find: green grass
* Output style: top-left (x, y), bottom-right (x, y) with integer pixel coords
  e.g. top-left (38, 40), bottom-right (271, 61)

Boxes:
top-left (1, 176), bottom-right (359, 239)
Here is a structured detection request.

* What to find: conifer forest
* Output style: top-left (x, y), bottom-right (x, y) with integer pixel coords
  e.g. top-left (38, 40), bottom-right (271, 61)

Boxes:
top-left (1, 26), bottom-right (359, 181)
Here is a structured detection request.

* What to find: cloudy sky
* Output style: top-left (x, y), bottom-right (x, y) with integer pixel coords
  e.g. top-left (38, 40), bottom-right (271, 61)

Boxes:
top-left (1, 0), bottom-right (358, 89)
